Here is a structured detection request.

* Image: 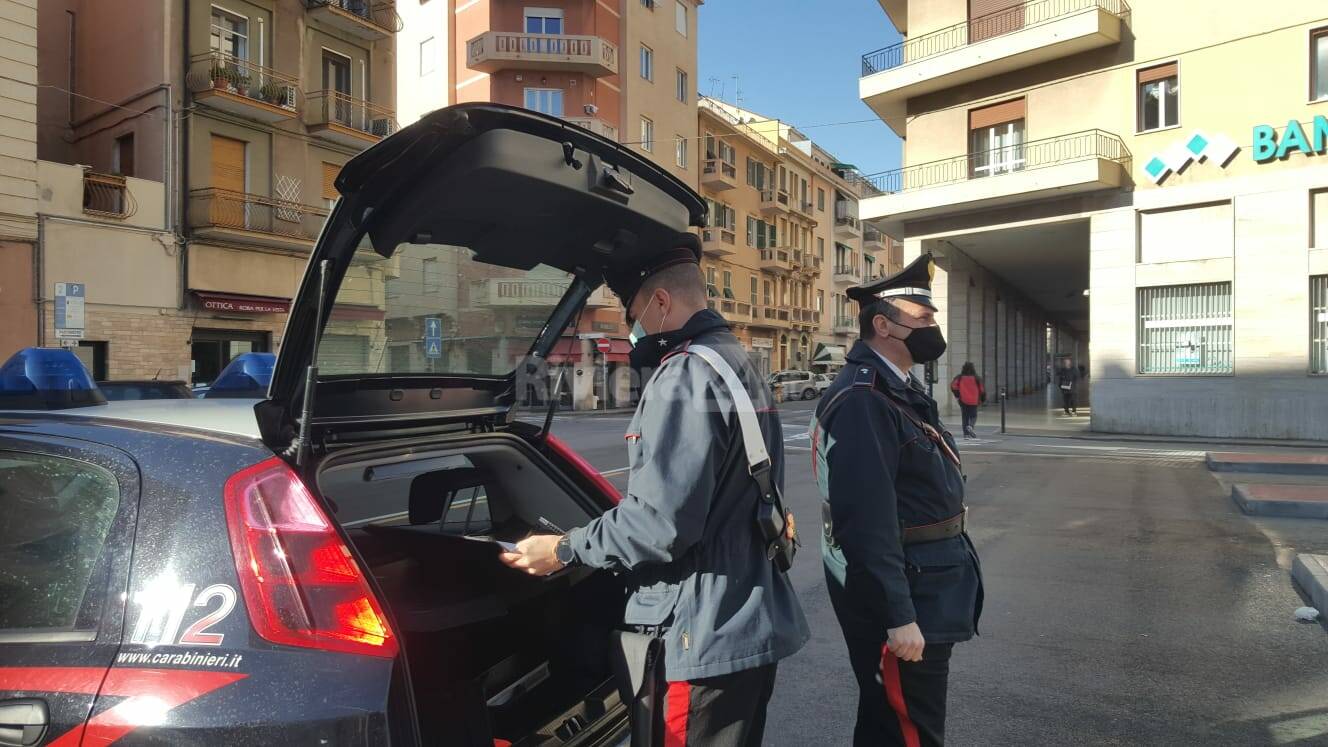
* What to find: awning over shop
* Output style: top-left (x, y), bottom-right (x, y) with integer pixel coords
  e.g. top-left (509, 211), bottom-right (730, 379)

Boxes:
top-left (329, 304), bottom-right (386, 322)
top-left (545, 338), bottom-right (632, 365)
top-left (813, 343), bottom-right (846, 365)
top-left (194, 291), bottom-right (289, 315)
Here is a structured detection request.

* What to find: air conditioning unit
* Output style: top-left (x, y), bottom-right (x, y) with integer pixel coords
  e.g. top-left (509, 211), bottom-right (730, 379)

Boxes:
top-left (583, 104), bottom-right (598, 115)
top-left (370, 118), bottom-right (397, 138)
top-left (281, 86), bottom-right (298, 109)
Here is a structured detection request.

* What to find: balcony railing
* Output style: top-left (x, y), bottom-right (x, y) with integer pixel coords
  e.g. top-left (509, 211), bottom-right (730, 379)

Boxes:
top-left (307, 90), bottom-right (398, 140)
top-left (704, 158), bottom-right (737, 179)
top-left (834, 212), bottom-right (860, 232)
top-left (467, 32), bottom-right (618, 76)
top-left (834, 316), bottom-right (858, 334)
top-left (189, 188), bottom-right (329, 243)
top-left (564, 116), bottom-right (618, 140)
top-left (187, 52), bottom-right (300, 117)
top-left (861, 0), bottom-right (1130, 75)
top-left (82, 172), bottom-right (137, 219)
top-left (305, 1), bottom-right (402, 38)
top-left (861, 130), bottom-right (1131, 194)
top-left (761, 189), bottom-right (790, 208)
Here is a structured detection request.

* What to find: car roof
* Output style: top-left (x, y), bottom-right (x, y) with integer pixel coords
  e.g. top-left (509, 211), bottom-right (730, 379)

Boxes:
top-left (28, 398), bottom-right (263, 439)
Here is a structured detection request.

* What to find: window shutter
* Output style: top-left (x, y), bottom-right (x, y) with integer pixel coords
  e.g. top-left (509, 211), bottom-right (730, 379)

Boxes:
top-left (322, 162), bottom-right (340, 201)
top-left (969, 98), bottom-right (1026, 130)
top-left (210, 135), bottom-right (246, 192)
top-left (1138, 62), bottom-right (1178, 85)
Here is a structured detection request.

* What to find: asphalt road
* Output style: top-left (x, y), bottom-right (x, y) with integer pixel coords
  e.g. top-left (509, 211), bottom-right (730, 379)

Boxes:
top-left (548, 398), bottom-right (1328, 746)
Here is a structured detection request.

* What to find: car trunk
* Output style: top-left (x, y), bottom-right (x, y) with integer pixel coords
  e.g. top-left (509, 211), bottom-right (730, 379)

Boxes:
top-left (315, 430), bottom-right (628, 746)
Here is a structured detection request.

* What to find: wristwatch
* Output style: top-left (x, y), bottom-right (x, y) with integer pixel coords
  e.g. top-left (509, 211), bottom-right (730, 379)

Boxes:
top-left (554, 534), bottom-right (577, 567)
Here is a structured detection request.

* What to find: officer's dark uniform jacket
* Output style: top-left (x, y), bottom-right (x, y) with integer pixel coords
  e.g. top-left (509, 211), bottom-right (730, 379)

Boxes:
top-left (566, 310), bottom-right (810, 681)
top-left (812, 341), bottom-right (982, 642)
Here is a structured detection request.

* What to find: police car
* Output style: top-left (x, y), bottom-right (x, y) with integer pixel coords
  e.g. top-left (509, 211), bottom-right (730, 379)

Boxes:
top-left (0, 103), bottom-right (706, 745)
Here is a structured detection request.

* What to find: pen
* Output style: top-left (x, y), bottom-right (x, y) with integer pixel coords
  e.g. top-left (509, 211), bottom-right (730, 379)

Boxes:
top-left (537, 516), bottom-right (565, 534)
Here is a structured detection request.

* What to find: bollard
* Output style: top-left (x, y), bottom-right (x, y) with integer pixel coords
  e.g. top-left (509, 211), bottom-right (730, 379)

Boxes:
top-left (1000, 387), bottom-right (1007, 434)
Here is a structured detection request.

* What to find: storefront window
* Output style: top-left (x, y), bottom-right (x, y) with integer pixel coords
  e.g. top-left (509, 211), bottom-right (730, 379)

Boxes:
top-left (1136, 283), bottom-right (1232, 375)
top-left (1312, 275), bottom-right (1328, 375)
top-left (191, 329), bottom-right (270, 386)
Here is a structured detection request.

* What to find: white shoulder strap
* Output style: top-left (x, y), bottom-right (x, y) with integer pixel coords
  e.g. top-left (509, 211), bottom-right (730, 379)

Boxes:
top-left (686, 344), bottom-right (769, 469)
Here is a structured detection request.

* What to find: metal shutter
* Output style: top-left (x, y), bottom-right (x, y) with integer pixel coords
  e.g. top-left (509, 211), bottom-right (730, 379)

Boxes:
top-left (969, 0), bottom-right (1025, 42)
top-left (210, 135), bottom-right (246, 192)
top-left (319, 334), bottom-right (370, 375)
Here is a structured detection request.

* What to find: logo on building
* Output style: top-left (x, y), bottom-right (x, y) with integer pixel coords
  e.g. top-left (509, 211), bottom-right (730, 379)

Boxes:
top-left (1143, 131), bottom-right (1240, 185)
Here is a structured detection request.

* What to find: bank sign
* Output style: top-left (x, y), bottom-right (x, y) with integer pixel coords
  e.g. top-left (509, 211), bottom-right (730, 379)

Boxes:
top-left (1145, 115), bottom-right (1328, 185)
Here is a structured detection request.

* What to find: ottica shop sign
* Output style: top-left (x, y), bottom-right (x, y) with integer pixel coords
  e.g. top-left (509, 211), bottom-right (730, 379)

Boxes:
top-left (1252, 115), bottom-right (1328, 163)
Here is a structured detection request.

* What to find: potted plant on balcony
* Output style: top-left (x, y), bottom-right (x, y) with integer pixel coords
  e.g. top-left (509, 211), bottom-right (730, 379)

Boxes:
top-left (259, 82), bottom-right (286, 106)
top-left (231, 72), bottom-right (252, 97)
top-left (210, 65), bottom-right (231, 91)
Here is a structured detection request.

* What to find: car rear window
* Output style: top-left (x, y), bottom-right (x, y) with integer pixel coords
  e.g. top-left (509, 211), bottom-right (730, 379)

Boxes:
top-left (0, 451), bottom-right (120, 632)
top-left (318, 243), bottom-right (575, 377)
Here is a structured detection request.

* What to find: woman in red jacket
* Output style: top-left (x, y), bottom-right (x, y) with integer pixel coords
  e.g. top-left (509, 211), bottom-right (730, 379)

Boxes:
top-left (950, 361), bottom-right (985, 438)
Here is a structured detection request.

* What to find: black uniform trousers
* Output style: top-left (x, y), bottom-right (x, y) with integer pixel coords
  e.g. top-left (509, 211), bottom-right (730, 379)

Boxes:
top-left (842, 635), bottom-right (953, 747)
top-left (659, 663), bottom-right (778, 747)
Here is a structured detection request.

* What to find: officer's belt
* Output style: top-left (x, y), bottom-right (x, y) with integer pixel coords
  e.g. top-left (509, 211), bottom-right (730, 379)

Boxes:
top-left (901, 508), bottom-right (966, 545)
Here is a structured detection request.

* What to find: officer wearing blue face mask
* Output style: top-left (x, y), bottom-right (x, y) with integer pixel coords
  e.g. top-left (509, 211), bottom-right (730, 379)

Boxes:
top-left (501, 232), bottom-right (808, 746)
top-left (810, 253), bottom-right (983, 747)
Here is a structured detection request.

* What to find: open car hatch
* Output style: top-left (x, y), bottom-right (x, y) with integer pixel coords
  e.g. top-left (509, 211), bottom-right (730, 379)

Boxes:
top-left (257, 103), bottom-right (706, 452)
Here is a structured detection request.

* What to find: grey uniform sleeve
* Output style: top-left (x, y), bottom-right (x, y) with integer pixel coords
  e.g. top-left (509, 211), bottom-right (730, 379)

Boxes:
top-left (826, 390), bottom-right (916, 629)
top-left (565, 356), bottom-right (725, 571)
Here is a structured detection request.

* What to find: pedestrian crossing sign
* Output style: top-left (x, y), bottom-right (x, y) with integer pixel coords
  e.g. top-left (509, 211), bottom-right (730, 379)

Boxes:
top-left (425, 338), bottom-right (442, 358)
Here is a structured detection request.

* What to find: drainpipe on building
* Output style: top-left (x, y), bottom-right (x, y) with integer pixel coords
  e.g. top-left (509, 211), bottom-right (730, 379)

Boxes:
top-left (34, 214), bottom-right (43, 347)
top-left (179, 0), bottom-right (192, 319)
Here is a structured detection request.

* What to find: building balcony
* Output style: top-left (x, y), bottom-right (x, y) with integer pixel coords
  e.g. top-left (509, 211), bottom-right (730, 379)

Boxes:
top-left (304, 0), bottom-right (402, 41)
top-left (702, 227), bottom-right (737, 257)
top-left (833, 265), bottom-right (863, 285)
top-left (584, 286), bottom-right (619, 308)
top-left (792, 198), bottom-right (816, 220)
top-left (187, 53), bottom-right (300, 123)
top-left (717, 298), bottom-right (752, 320)
top-left (472, 277), bottom-right (576, 308)
top-left (859, 129), bottom-right (1130, 235)
top-left (188, 188), bottom-right (329, 251)
top-left (466, 32), bottom-right (618, 77)
top-left (758, 305), bottom-right (792, 328)
top-left (564, 116), bottom-right (619, 141)
top-left (800, 253), bottom-right (822, 275)
top-left (863, 225), bottom-right (888, 252)
top-left (834, 316), bottom-right (858, 335)
top-left (81, 172), bottom-right (137, 220)
top-left (834, 210), bottom-right (862, 240)
top-left (306, 91), bottom-right (398, 148)
top-left (860, 0), bottom-right (1128, 136)
top-left (758, 248), bottom-right (794, 274)
top-left (701, 158), bottom-right (738, 191)
top-left (791, 309), bottom-right (821, 329)
top-left (759, 189), bottom-right (791, 216)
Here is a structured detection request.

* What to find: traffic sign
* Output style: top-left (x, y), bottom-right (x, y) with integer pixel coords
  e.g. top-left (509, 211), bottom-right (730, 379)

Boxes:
top-left (55, 282), bottom-right (86, 339)
top-left (595, 338), bottom-right (612, 354)
top-left (424, 317), bottom-right (442, 359)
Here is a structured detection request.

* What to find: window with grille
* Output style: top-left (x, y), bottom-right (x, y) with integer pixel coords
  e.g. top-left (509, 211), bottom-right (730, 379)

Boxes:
top-left (1137, 283), bottom-right (1232, 375)
top-left (1313, 275), bottom-right (1327, 374)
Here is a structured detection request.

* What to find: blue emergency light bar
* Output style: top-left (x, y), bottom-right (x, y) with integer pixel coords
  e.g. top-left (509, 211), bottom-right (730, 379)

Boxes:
top-left (204, 352), bottom-right (276, 399)
top-left (0, 347), bottom-right (107, 410)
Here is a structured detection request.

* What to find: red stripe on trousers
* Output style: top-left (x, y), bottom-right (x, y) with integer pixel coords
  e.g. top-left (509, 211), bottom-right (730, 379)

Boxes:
top-left (880, 645), bottom-right (922, 747)
top-left (663, 680), bottom-right (692, 747)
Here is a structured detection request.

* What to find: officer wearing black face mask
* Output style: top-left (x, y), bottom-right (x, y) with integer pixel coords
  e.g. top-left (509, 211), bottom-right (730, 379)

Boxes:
top-left (809, 253), bottom-right (983, 747)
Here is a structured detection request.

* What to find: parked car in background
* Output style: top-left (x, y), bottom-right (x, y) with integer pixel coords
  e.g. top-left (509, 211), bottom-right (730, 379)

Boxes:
top-left (769, 370), bottom-right (819, 400)
top-left (813, 373), bottom-right (833, 396)
top-left (97, 379), bottom-right (193, 401)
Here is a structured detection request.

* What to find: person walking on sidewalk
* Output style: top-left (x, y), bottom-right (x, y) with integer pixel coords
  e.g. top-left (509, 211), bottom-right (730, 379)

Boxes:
top-left (811, 253), bottom-right (983, 747)
top-left (949, 362), bottom-right (985, 439)
top-left (1056, 358), bottom-right (1079, 415)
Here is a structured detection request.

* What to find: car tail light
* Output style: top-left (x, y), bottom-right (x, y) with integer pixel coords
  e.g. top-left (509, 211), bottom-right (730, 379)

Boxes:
top-left (223, 457), bottom-right (398, 658)
top-left (545, 433), bottom-right (621, 505)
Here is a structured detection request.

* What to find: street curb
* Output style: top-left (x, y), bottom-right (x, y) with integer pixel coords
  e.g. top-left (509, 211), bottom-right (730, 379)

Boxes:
top-left (1207, 453), bottom-right (1328, 475)
top-left (1292, 554), bottom-right (1328, 615)
top-left (1231, 484), bottom-right (1328, 519)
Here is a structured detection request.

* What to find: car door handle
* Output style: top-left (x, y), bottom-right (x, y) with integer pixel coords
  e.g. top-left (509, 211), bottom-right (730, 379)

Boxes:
top-left (0, 699), bottom-right (48, 747)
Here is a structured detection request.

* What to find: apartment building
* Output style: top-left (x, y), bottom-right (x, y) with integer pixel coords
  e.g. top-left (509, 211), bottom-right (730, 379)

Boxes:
top-left (392, 0), bottom-right (698, 409)
top-left (697, 97), bottom-right (890, 376)
top-left (858, 0), bottom-right (1328, 439)
top-left (0, 0), bottom-right (39, 357)
top-left (34, 0), bottom-right (399, 385)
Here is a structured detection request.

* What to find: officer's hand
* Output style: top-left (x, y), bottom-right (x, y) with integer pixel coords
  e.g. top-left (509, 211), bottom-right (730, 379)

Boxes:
top-left (499, 534), bottom-right (564, 576)
top-left (886, 623), bottom-right (925, 662)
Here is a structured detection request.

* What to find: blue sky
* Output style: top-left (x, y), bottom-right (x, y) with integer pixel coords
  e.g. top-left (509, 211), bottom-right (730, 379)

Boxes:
top-left (697, 1), bottom-right (903, 175)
